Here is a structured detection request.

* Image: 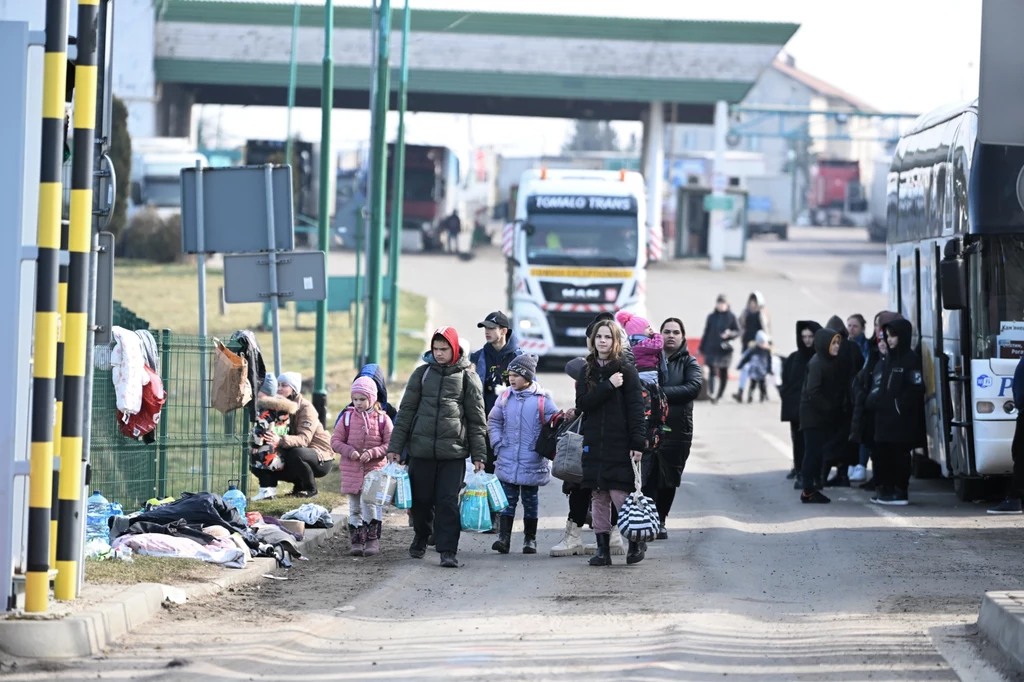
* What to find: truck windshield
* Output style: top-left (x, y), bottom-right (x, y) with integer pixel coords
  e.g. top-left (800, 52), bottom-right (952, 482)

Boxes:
top-left (970, 234), bottom-right (1024, 359)
top-left (525, 214), bottom-right (639, 267)
top-left (144, 179), bottom-right (182, 208)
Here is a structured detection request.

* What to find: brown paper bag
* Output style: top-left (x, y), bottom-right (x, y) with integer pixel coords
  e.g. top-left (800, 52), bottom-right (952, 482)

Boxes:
top-left (211, 341), bottom-right (251, 414)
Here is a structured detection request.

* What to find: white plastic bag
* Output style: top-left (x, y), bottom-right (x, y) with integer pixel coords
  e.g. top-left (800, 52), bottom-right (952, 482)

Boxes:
top-left (384, 462), bottom-right (412, 509)
top-left (361, 469), bottom-right (397, 507)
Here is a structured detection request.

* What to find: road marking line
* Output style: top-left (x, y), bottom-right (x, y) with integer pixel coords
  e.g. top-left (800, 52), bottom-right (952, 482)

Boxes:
top-left (759, 429), bottom-right (793, 463)
top-left (800, 285), bottom-right (827, 306)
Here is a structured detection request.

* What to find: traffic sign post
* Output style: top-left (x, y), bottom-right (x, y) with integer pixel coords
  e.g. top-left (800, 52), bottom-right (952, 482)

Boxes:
top-left (223, 251), bottom-right (327, 304)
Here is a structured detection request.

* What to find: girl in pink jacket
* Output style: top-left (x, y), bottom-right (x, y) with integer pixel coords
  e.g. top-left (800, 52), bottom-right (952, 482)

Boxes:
top-left (332, 376), bottom-right (393, 557)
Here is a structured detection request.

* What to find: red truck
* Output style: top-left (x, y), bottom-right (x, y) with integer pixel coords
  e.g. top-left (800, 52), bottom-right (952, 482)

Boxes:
top-left (808, 158), bottom-right (868, 227)
top-left (386, 144), bottom-right (460, 251)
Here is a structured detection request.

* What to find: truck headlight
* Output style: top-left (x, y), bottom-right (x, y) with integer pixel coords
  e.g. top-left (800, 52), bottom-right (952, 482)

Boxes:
top-left (519, 319), bottom-right (532, 329)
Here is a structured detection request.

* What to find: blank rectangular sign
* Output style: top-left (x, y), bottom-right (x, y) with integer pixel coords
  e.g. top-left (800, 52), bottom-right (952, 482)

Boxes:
top-left (222, 251), bottom-right (327, 304)
top-left (979, 0), bottom-right (1024, 146)
top-left (180, 165), bottom-right (296, 254)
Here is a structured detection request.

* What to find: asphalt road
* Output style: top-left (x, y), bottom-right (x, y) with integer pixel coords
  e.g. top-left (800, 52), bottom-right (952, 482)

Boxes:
top-left (9, 227), bottom-right (1024, 681)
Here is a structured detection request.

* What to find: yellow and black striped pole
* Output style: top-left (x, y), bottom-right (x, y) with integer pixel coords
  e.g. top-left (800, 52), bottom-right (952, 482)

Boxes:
top-left (26, 0), bottom-right (70, 614)
top-left (55, 0), bottom-right (99, 602)
top-left (51, 219), bottom-right (68, 571)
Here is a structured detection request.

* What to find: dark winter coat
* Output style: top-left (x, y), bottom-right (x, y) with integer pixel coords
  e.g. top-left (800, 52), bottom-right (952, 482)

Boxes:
top-left (799, 328), bottom-right (844, 432)
top-left (576, 359), bottom-right (647, 492)
top-left (470, 333), bottom-right (524, 415)
top-left (780, 321), bottom-right (822, 423)
top-left (657, 346), bottom-right (703, 486)
top-left (230, 330), bottom-right (267, 422)
top-left (850, 341), bottom-right (885, 445)
top-left (874, 319), bottom-right (927, 445)
top-left (388, 351), bottom-right (488, 462)
top-left (699, 309), bottom-right (740, 368)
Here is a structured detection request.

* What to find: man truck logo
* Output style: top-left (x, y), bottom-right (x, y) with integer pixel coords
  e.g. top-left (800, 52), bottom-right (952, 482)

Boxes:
top-left (562, 287), bottom-right (601, 300)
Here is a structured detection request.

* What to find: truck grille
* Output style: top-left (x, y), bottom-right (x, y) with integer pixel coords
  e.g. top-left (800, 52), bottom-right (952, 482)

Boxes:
top-left (548, 311), bottom-right (597, 348)
top-left (539, 282), bottom-right (621, 304)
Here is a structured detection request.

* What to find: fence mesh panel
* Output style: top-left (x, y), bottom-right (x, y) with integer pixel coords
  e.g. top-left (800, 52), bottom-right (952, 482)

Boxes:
top-left (88, 305), bottom-right (250, 510)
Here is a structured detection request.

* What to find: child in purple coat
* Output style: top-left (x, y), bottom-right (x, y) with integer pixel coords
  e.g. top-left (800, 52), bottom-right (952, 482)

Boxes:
top-left (487, 353), bottom-right (559, 555)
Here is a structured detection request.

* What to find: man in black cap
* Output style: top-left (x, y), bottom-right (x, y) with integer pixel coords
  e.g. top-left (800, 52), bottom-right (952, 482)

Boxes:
top-left (471, 311), bottom-right (524, 479)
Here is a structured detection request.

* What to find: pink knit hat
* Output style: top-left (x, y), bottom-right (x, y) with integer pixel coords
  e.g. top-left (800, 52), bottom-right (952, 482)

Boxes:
top-left (616, 310), bottom-right (651, 337)
top-left (351, 376), bottom-right (378, 404)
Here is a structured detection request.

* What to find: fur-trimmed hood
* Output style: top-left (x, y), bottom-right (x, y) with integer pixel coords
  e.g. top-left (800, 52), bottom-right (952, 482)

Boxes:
top-left (257, 395), bottom-right (298, 415)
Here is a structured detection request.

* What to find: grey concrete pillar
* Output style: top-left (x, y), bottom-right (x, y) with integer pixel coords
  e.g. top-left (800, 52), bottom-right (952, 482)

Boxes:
top-left (643, 101), bottom-right (664, 262)
top-left (708, 100), bottom-right (728, 271)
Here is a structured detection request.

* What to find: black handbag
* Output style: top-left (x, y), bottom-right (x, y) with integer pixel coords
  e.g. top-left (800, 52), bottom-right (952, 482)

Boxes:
top-left (536, 410), bottom-right (573, 461)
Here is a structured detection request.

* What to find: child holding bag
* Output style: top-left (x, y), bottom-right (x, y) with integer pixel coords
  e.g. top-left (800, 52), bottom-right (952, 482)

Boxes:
top-left (332, 377), bottom-right (393, 557)
top-left (487, 354), bottom-right (559, 554)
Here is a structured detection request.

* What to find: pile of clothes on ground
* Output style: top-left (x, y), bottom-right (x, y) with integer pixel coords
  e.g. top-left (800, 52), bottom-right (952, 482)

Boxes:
top-left (107, 492), bottom-right (334, 569)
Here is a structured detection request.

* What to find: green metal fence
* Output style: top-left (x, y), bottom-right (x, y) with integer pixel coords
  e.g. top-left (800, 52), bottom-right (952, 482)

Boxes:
top-left (89, 305), bottom-right (250, 511)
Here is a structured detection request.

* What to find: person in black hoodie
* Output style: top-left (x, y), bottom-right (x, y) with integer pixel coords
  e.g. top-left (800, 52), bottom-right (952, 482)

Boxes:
top-left (780, 320), bottom-right (822, 489)
top-left (799, 327), bottom-right (844, 504)
top-left (576, 319), bottom-right (648, 566)
top-left (642, 317), bottom-right (702, 539)
top-left (871, 318), bottom-right (925, 506)
top-left (821, 315), bottom-right (865, 488)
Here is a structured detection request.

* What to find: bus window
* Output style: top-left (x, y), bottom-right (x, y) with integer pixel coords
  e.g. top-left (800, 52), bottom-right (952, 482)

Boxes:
top-left (970, 235), bottom-right (1024, 360)
top-left (895, 255), bottom-right (903, 317)
top-left (914, 249), bottom-right (922, 349)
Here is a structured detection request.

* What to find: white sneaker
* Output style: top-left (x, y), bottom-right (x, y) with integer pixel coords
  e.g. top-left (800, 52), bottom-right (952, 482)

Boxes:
top-left (849, 465), bottom-right (867, 483)
top-left (251, 486), bottom-right (277, 501)
top-left (549, 519), bottom-right (584, 557)
top-left (584, 526), bottom-right (626, 556)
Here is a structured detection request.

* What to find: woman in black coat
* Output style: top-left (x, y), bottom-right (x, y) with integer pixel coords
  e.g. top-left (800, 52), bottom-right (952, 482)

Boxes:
top-left (642, 317), bottom-right (702, 539)
top-left (576, 319), bottom-right (647, 566)
top-left (779, 320), bottom-right (821, 489)
top-left (799, 327), bottom-right (844, 504)
top-left (699, 295), bottom-right (740, 403)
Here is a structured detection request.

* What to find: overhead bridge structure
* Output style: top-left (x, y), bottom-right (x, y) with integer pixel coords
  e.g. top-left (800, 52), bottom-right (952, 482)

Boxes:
top-left (118, 0), bottom-right (798, 250)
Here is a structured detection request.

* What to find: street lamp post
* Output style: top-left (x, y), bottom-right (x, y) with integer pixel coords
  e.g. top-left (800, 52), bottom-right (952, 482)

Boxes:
top-left (312, 0), bottom-right (334, 425)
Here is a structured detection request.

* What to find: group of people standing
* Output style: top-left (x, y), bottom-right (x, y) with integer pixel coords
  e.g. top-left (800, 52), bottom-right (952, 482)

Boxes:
top-left (779, 311), bottom-right (926, 505)
top-left (329, 308), bottom-right (703, 568)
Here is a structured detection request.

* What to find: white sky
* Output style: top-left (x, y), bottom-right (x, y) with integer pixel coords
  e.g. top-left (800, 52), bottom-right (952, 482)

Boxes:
top-left (195, 0), bottom-right (983, 160)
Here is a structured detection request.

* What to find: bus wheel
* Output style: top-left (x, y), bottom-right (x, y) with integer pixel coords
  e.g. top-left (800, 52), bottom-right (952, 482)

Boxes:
top-left (954, 476), bottom-right (986, 502)
top-left (911, 453), bottom-right (942, 479)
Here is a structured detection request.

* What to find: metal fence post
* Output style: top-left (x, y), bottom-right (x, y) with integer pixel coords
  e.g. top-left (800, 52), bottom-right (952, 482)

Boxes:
top-left (156, 329), bottom-right (171, 499)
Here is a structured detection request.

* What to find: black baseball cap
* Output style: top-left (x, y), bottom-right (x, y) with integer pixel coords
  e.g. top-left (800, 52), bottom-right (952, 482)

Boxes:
top-left (477, 311), bottom-right (510, 330)
top-left (585, 311), bottom-right (616, 337)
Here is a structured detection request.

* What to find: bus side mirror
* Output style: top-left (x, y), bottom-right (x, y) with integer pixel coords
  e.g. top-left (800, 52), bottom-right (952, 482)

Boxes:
top-left (939, 256), bottom-right (967, 310)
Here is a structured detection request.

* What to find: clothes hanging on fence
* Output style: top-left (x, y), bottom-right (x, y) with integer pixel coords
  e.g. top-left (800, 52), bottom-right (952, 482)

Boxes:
top-left (134, 329), bottom-right (160, 376)
top-left (230, 329), bottom-right (268, 422)
top-left (110, 326), bottom-right (149, 415)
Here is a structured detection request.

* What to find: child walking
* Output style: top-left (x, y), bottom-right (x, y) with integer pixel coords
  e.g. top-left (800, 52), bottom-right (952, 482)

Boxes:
top-left (735, 330), bottom-right (774, 403)
top-left (331, 377), bottom-right (393, 557)
top-left (616, 311), bottom-right (664, 384)
top-left (487, 354), bottom-right (559, 554)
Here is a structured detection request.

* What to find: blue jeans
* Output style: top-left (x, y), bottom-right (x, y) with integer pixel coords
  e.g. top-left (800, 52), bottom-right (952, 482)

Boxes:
top-left (500, 482), bottom-right (539, 520)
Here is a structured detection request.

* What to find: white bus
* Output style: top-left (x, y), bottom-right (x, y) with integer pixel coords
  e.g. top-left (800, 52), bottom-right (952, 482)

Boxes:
top-left (887, 99), bottom-right (1024, 500)
top-left (502, 168), bottom-right (648, 360)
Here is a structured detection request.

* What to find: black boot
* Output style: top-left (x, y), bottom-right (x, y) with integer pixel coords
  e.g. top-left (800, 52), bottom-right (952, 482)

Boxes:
top-left (588, 533), bottom-right (612, 566)
top-left (626, 539), bottom-right (647, 565)
top-left (523, 518), bottom-right (538, 554)
top-left (491, 515), bottom-right (513, 554)
top-left (484, 511), bottom-right (499, 535)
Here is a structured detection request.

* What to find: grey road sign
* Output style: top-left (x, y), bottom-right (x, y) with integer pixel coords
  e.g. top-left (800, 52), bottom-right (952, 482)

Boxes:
top-left (180, 165), bottom-right (296, 254)
top-left (94, 231), bottom-right (114, 345)
top-left (222, 251), bottom-right (327, 304)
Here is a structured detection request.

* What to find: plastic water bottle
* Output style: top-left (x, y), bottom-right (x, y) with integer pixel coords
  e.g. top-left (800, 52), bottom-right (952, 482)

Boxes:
top-left (86, 491), bottom-right (110, 542)
top-left (223, 482), bottom-right (246, 517)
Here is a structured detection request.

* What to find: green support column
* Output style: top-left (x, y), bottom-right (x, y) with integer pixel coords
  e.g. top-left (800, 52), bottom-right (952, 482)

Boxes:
top-left (386, 0), bottom-right (410, 381)
top-left (284, 0), bottom-right (300, 168)
top-left (312, 0), bottom-right (334, 426)
top-left (365, 0), bottom-right (391, 364)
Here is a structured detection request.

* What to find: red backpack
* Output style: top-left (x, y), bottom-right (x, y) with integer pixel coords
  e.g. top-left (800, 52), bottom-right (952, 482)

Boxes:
top-left (118, 365), bottom-right (166, 441)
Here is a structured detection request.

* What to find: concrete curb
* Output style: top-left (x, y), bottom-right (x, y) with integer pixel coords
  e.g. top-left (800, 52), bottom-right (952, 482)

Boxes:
top-left (978, 591), bottom-right (1024, 670)
top-left (0, 506), bottom-right (345, 660)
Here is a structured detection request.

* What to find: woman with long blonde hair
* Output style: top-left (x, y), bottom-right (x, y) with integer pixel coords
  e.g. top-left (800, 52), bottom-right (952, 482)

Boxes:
top-left (574, 319), bottom-right (647, 566)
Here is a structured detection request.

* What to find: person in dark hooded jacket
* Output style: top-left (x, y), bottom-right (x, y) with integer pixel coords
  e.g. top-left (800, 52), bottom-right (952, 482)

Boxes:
top-left (780, 320), bottom-right (822, 488)
top-left (699, 295), bottom-right (740, 403)
top-left (871, 318), bottom-right (925, 506)
top-left (822, 314), bottom-right (866, 487)
top-left (799, 327), bottom-right (844, 503)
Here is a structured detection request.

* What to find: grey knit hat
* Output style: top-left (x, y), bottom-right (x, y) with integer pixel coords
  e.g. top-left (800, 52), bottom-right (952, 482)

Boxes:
top-left (507, 353), bottom-right (539, 382)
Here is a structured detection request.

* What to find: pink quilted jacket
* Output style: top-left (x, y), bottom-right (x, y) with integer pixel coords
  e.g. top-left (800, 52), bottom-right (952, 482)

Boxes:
top-left (331, 407), bottom-right (393, 494)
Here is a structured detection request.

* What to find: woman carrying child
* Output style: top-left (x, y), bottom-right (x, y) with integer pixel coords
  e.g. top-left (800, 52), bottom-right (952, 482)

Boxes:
top-left (487, 354), bottom-right (559, 554)
top-left (332, 377), bottom-right (394, 557)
